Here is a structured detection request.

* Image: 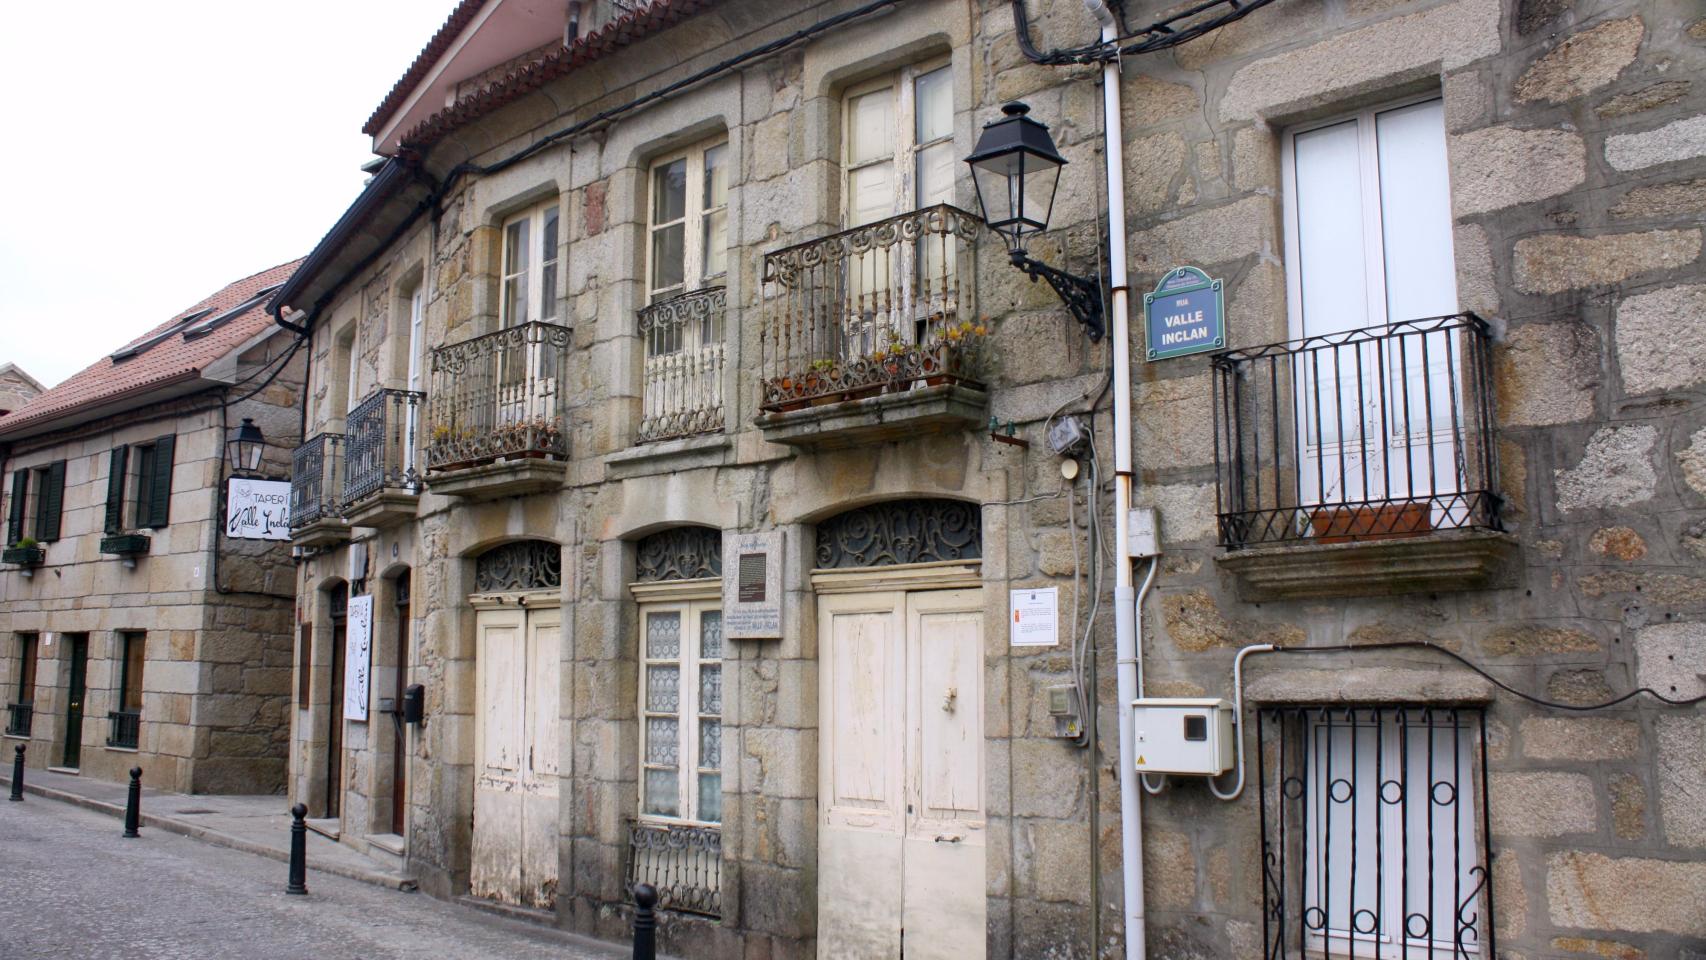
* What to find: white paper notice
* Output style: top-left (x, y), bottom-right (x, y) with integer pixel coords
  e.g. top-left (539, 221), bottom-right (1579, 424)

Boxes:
top-left (344, 595), bottom-right (374, 721)
top-left (1009, 587), bottom-right (1060, 647)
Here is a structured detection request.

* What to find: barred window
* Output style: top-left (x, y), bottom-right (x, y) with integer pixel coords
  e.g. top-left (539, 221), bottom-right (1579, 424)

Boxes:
top-left (1259, 706), bottom-right (1490, 959)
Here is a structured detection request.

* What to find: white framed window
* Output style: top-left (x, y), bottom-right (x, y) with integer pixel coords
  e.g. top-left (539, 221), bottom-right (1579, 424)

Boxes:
top-left (500, 201), bottom-right (562, 327)
top-left (1301, 709), bottom-right (1482, 959)
top-left (647, 139), bottom-right (729, 304)
top-left (1280, 96), bottom-right (1465, 515)
top-left (639, 600), bottom-right (723, 824)
top-left (842, 60), bottom-right (954, 226)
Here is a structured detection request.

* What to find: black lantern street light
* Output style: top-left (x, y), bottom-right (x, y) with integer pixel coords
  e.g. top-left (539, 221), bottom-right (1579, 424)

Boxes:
top-left (227, 417), bottom-right (266, 477)
top-left (966, 102), bottom-right (1105, 341)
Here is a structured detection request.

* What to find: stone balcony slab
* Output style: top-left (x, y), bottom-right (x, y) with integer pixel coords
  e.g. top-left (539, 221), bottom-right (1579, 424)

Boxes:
top-left (1216, 529), bottom-right (1520, 602)
top-left (754, 384), bottom-right (989, 451)
top-left (425, 457), bottom-right (566, 500)
top-left (342, 489), bottom-right (421, 529)
top-left (291, 516), bottom-right (350, 549)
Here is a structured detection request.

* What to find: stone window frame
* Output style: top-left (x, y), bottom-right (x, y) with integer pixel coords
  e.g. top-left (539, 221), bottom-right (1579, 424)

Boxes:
top-left (630, 576), bottom-right (724, 827)
top-left (499, 199), bottom-right (563, 328)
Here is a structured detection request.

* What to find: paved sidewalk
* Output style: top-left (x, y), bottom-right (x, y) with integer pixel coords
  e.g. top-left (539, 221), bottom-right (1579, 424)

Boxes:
top-left (0, 764), bottom-right (414, 890)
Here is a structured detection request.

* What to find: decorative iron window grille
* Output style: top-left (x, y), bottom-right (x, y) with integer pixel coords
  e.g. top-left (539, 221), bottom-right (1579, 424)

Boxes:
top-left (344, 389), bottom-right (424, 505)
top-left (4, 702), bottom-right (30, 738)
top-left (625, 818), bottom-right (722, 917)
top-left (758, 204), bottom-right (985, 412)
top-left (474, 540), bottom-right (563, 592)
top-left (1257, 706), bottom-right (1493, 960)
top-left (290, 433), bottom-right (346, 529)
top-left (106, 709), bottom-right (141, 749)
top-left (635, 527), bottom-right (723, 582)
top-left (425, 321), bottom-right (570, 470)
top-left (1212, 315), bottom-right (1501, 549)
top-left (638, 287), bottom-right (726, 443)
top-left (815, 499), bottom-right (981, 568)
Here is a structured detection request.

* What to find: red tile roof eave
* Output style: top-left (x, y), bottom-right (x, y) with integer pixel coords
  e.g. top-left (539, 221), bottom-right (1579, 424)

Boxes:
top-left (363, 0), bottom-right (490, 138)
top-left (0, 369), bottom-right (205, 440)
top-left (395, 0), bottom-right (715, 151)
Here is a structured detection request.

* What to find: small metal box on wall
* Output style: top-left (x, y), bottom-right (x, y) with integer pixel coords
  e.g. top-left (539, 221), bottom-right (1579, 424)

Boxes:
top-left (1130, 698), bottom-right (1236, 775)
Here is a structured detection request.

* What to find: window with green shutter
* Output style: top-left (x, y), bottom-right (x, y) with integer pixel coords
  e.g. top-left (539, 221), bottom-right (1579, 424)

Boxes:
top-left (134, 435), bottom-right (176, 529)
top-left (32, 461), bottom-right (65, 543)
top-left (105, 446), bottom-right (129, 533)
top-left (6, 470), bottom-right (25, 546)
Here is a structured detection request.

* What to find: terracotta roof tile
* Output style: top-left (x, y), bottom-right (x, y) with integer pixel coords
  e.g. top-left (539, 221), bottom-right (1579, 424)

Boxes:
top-left (398, 0), bottom-right (715, 149)
top-left (0, 259), bottom-right (304, 437)
top-left (363, 0), bottom-right (490, 138)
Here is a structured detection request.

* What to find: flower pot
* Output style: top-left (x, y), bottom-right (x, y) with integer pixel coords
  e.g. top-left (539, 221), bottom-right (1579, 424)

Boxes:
top-left (1308, 503), bottom-right (1432, 543)
top-left (2, 546), bottom-right (44, 566)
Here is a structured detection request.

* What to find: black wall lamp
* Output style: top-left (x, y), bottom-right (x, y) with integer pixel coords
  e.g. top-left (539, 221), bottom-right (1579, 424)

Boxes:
top-left (226, 417), bottom-right (267, 477)
top-left (966, 102), bottom-right (1105, 342)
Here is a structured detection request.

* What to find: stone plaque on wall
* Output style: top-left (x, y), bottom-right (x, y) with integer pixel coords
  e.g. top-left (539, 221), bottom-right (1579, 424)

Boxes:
top-left (723, 530), bottom-right (783, 639)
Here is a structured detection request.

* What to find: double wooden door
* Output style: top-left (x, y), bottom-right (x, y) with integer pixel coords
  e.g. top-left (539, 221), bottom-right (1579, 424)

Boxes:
top-left (471, 603), bottom-right (561, 909)
top-left (817, 589), bottom-right (985, 960)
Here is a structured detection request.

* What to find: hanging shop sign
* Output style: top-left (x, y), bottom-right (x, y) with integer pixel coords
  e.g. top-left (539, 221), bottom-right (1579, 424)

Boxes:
top-left (1009, 587), bottom-right (1060, 647)
top-left (1144, 266), bottom-right (1224, 361)
top-left (344, 594), bottom-right (374, 721)
top-left (225, 478), bottom-right (291, 540)
top-left (723, 530), bottom-right (783, 639)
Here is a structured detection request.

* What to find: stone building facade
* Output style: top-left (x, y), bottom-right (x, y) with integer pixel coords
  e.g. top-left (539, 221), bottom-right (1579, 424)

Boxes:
top-left (0, 261), bottom-right (305, 794)
top-left (0, 363), bottom-right (45, 418)
top-left (278, 0), bottom-right (1705, 957)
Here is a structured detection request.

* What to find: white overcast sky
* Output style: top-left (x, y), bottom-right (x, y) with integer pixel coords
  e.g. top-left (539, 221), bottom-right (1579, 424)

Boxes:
top-left (0, 1), bottom-right (456, 388)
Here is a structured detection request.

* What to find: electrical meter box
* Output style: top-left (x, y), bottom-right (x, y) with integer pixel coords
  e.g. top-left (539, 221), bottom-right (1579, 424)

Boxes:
top-left (1130, 698), bottom-right (1235, 775)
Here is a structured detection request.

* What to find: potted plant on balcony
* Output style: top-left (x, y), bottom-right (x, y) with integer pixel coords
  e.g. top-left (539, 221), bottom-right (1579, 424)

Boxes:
top-left (1307, 501), bottom-right (1434, 543)
top-left (924, 319), bottom-right (993, 387)
top-left (3, 536), bottom-right (44, 569)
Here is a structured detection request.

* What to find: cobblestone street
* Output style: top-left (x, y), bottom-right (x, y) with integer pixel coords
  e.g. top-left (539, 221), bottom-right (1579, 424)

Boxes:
top-left (0, 797), bottom-right (628, 960)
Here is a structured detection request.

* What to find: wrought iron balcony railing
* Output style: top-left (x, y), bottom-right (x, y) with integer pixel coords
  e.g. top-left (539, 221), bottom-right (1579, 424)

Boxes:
top-left (638, 287), bottom-right (726, 443)
top-left (758, 204), bottom-right (984, 412)
top-left (1212, 314), bottom-right (1500, 549)
top-left (425, 321), bottom-right (570, 470)
top-left (625, 819), bottom-right (721, 917)
top-left (106, 709), bottom-right (140, 749)
top-left (290, 433), bottom-right (346, 530)
top-left (344, 388), bottom-right (424, 505)
top-left (4, 702), bottom-right (31, 738)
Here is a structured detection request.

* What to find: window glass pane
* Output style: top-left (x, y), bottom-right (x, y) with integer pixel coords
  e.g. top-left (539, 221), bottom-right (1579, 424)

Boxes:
top-left (700, 611), bottom-right (722, 660)
top-left (644, 766), bottom-right (679, 817)
top-left (698, 664), bottom-right (721, 715)
top-left (651, 223), bottom-right (686, 294)
top-left (503, 275), bottom-right (529, 326)
top-left (849, 163), bottom-right (894, 227)
top-left (1399, 718), bottom-right (1478, 948)
top-left (645, 716), bottom-right (679, 764)
top-left (1375, 99), bottom-right (1456, 322)
top-left (916, 140), bottom-right (956, 209)
top-left (1292, 120), bottom-right (1370, 338)
top-left (699, 718), bottom-right (721, 767)
top-left (647, 611), bottom-right (682, 658)
top-left (702, 210), bottom-right (728, 279)
top-left (541, 208), bottom-right (559, 264)
top-left (653, 159), bottom-right (687, 224)
top-left (647, 665), bottom-right (680, 712)
top-left (703, 144), bottom-right (728, 210)
top-left (914, 67), bottom-right (952, 143)
top-left (848, 88), bottom-right (895, 165)
top-left (504, 220), bottom-right (529, 276)
top-left (698, 772), bottom-right (721, 823)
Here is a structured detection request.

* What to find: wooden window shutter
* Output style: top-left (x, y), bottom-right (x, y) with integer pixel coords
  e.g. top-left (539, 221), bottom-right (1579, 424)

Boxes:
top-left (298, 622), bottom-right (313, 707)
top-left (145, 435), bottom-right (176, 528)
top-left (104, 446), bottom-right (129, 534)
top-left (6, 470), bottom-right (26, 545)
top-left (36, 461), bottom-right (66, 543)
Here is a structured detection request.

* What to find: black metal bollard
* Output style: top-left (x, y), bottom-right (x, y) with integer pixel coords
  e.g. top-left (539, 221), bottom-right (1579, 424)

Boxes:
top-left (8, 743), bottom-right (22, 801)
top-left (632, 883), bottom-right (658, 960)
top-left (122, 767), bottom-right (142, 837)
top-left (286, 803), bottom-right (308, 895)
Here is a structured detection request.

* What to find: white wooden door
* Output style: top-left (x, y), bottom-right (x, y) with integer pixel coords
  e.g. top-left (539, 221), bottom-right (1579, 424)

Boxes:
top-left (471, 604), bottom-right (560, 909)
top-left (818, 589), bottom-right (985, 960)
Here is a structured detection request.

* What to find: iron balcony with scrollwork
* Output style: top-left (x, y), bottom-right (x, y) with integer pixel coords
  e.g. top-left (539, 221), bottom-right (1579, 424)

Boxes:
top-left (638, 287), bottom-right (726, 444)
top-left (424, 321), bottom-right (571, 499)
top-left (289, 432), bottom-right (349, 548)
top-left (626, 819), bottom-right (722, 917)
top-left (756, 204), bottom-right (991, 448)
top-left (342, 388), bottom-right (424, 527)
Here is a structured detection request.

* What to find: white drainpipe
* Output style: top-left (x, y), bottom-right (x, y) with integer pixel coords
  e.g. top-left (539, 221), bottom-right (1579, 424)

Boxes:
top-left (1080, 1), bottom-right (1146, 957)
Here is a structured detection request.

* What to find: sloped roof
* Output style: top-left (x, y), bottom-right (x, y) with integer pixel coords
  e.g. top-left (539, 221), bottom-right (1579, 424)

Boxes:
top-left (0, 259), bottom-right (304, 439)
top-left (383, 0), bottom-right (715, 152)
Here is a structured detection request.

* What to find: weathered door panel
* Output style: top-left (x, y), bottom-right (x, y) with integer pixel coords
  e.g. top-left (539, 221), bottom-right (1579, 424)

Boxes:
top-left (521, 608), bottom-right (561, 908)
top-left (903, 591), bottom-right (986, 960)
top-left (471, 608), bottom-right (524, 903)
top-left (818, 592), bottom-right (906, 958)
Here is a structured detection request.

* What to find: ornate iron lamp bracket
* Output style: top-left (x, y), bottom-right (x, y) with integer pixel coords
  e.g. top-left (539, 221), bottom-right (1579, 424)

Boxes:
top-left (1009, 248), bottom-right (1105, 342)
